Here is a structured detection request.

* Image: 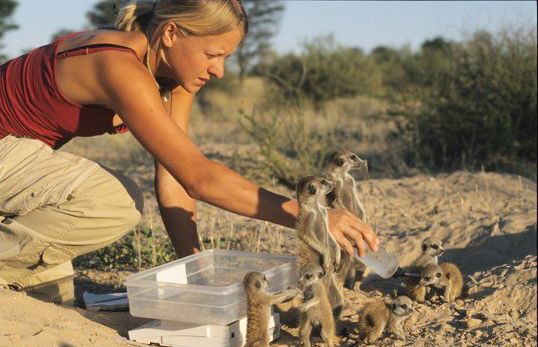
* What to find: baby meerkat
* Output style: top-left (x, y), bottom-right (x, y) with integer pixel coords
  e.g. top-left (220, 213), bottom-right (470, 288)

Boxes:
top-left (420, 262), bottom-right (463, 303)
top-left (243, 272), bottom-right (300, 347)
top-left (357, 295), bottom-right (414, 343)
top-left (412, 237), bottom-right (444, 269)
top-left (297, 263), bottom-right (338, 347)
top-left (405, 278), bottom-right (428, 303)
top-left (324, 149), bottom-right (369, 291)
top-left (405, 237), bottom-right (445, 302)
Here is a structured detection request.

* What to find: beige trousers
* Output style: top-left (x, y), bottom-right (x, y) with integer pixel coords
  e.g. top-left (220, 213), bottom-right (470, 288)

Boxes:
top-left (0, 135), bottom-right (143, 303)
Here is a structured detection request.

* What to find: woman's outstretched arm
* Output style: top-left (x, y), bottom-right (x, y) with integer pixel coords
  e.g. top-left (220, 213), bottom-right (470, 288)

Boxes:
top-left (98, 55), bottom-right (378, 256)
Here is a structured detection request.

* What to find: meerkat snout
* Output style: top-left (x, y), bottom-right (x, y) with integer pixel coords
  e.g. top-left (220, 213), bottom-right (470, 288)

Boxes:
top-left (419, 264), bottom-right (443, 287)
top-left (330, 149), bottom-right (367, 172)
top-left (320, 178), bottom-right (336, 193)
top-left (390, 296), bottom-right (414, 316)
top-left (298, 263), bottom-right (325, 287)
top-left (297, 176), bottom-right (336, 201)
top-left (421, 237), bottom-right (444, 257)
top-left (243, 272), bottom-right (268, 291)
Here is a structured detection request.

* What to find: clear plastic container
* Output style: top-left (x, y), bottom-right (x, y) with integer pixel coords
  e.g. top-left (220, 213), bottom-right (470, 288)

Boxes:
top-left (125, 249), bottom-right (297, 326)
top-left (353, 245), bottom-right (399, 278)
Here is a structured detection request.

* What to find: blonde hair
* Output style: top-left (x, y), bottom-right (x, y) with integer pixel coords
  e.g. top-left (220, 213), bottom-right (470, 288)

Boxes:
top-left (115, 1), bottom-right (247, 96)
top-left (115, 0), bottom-right (248, 46)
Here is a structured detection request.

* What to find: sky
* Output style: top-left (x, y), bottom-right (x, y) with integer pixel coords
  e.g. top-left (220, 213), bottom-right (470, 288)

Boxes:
top-left (2, 1), bottom-right (537, 59)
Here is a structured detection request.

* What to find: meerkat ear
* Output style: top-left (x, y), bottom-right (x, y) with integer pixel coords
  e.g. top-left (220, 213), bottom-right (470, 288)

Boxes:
top-left (335, 157), bottom-right (344, 166)
top-left (318, 271), bottom-right (324, 279)
top-left (308, 184), bottom-right (317, 194)
top-left (255, 280), bottom-right (261, 288)
top-left (390, 303), bottom-right (397, 311)
top-left (445, 273), bottom-right (451, 280)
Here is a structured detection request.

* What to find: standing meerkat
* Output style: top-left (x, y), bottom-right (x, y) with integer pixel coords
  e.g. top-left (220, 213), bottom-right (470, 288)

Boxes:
top-left (357, 295), bottom-right (414, 343)
top-left (324, 149), bottom-right (368, 220)
top-left (297, 263), bottom-right (338, 347)
top-left (405, 237), bottom-right (445, 302)
top-left (420, 262), bottom-right (463, 303)
top-left (243, 272), bottom-right (300, 347)
top-left (296, 175), bottom-right (341, 274)
top-left (296, 175), bottom-right (344, 321)
top-left (323, 149), bottom-right (369, 291)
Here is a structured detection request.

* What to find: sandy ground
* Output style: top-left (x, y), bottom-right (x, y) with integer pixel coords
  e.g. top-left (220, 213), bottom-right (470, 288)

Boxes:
top-left (1, 171), bottom-right (536, 346)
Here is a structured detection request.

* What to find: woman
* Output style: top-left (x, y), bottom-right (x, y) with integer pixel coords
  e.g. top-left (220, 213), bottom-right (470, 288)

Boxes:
top-left (0, 0), bottom-right (378, 305)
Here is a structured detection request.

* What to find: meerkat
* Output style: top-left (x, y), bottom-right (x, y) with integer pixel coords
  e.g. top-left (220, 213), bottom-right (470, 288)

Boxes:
top-left (296, 175), bottom-right (341, 273)
top-left (404, 237), bottom-right (445, 302)
top-left (411, 237), bottom-right (444, 270)
top-left (243, 272), bottom-right (300, 347)
top-left (420, 262), bottom-right (463, 303)
top-left (324, 149), bottom-right (368, 220)
top-left (323, 149), bottom-right (369, 291)
top-left (297, 263), bottom-right (338, 347)
top-left (357, 295), bottom-right (414, 343)
top-left (296, 175), bottom-right (344, 322)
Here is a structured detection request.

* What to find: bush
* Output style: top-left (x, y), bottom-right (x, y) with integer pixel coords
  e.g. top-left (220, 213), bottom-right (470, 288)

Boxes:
top-left (395, 28), bottom-right (537, 172)
top-left (262, 35), bottom-right (383, 107)
top-left (239, 95), bottom-right (338, 189)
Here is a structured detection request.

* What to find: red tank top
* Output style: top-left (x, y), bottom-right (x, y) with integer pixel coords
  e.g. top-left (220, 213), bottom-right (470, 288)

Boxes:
top-left (0, 32), bottom-right (135, 149)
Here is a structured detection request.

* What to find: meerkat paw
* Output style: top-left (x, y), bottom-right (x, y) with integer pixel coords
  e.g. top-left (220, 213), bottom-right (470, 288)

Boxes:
top-left (300, 298), bottom-right (319, 312)
top-left (366, 336), bottom-right (379, 344)
top-left (296, 292), bottom-right (305, 302)
top-left (396, 332), bottom-right (407, 340)
top-left (334, 254), bottom-right (341, 269)
top-left (322, 263), bottom-right (330, 276)
top-left (333, 261), bottom-right (341, 272)
top-left (287, 288), bottom-right (301, 298)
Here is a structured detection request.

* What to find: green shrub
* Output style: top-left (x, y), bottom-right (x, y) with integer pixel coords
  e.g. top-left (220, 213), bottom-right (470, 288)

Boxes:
top-left (262, 35), bottom-right (383, 107)
top-left (395, 28), bottom-right (537, 172)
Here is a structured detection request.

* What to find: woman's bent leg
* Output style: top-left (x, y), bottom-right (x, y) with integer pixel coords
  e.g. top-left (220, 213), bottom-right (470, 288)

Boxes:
top-left (0, 136), bottom-right (143, 304)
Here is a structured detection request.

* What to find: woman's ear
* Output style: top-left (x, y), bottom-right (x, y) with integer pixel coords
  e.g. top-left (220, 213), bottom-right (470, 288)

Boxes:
top-left (161, 21), bottom-right (180, 48)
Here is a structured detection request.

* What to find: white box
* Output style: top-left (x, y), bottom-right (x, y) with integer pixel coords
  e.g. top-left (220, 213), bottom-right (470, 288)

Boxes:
top-left (128, 313), bottom-right (280, 347)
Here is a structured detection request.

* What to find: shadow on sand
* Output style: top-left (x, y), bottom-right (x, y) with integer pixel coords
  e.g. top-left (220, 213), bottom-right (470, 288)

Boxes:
top-left (361, 222), bottom-right (537, 296)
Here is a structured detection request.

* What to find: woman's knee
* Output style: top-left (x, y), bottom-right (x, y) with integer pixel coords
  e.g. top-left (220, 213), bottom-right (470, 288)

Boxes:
top-left (73, 165), bottom-right (144, 237)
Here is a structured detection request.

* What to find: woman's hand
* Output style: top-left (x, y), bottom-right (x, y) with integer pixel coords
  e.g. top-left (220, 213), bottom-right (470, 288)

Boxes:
top-left (327, 209), bottom-right (379, 257)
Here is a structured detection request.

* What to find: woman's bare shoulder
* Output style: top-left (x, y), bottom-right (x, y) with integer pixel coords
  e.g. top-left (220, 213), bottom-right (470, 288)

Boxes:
top-left (57, 29), bottom-right (148, 60)
top-left (54, 29), bottom-right (151, 106)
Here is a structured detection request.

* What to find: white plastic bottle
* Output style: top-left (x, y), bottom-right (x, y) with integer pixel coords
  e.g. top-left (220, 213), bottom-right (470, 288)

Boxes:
top-left (353, 245), bottom-right (400, 279)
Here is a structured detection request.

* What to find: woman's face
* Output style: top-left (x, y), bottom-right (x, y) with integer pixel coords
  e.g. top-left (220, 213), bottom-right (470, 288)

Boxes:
top-left (159, 24), bottom-right (243, 93)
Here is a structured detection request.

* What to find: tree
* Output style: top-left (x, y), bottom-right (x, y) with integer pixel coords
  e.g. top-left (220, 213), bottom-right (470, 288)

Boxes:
top-left (0, 0), bottom-right (18, 62)
top-left (235, 0), bottom-right (284, 81)
top-left (87, 0), bottom-right (118, 29)
top-left (51, 29), bottom-right (77, 42)
top-left (49, 0), bottom-right (118, 42)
